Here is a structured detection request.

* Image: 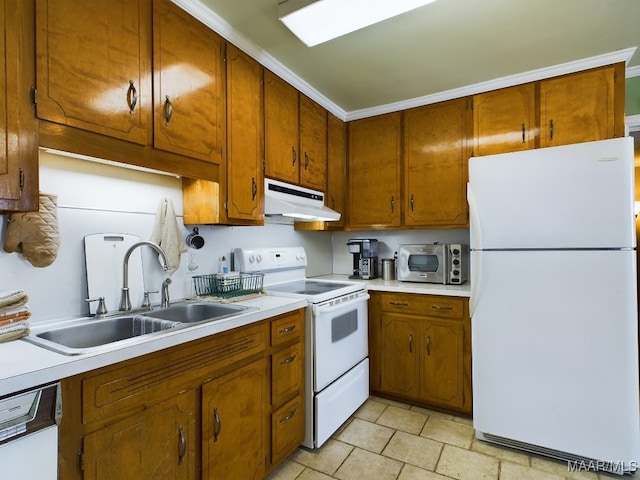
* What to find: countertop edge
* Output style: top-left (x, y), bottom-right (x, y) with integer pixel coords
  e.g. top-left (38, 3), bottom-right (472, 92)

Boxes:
top-left (311, 274), bottom-right (472, 297)
top-left (0, 296), bottom-right (308, 397)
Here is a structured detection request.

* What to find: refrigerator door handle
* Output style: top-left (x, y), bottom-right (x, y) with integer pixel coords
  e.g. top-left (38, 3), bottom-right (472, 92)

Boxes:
top-left (469, 250), bottom-right (482, 318)
top-left (467, 182), bottom-right (482, 251)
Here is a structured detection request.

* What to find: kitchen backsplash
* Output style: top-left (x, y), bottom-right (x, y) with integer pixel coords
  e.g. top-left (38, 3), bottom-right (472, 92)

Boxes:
top-left (1, 150), bottom-right (470, 323)
top-left (0, 151), bottom-right (332, 323)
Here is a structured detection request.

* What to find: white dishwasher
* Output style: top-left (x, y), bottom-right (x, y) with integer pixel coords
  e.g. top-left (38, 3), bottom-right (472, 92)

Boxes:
top-left (0, 383), bottom-right (61, 479)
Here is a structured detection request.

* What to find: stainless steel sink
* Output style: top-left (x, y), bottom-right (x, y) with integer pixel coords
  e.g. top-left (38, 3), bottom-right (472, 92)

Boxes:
top-left (143, 302), bottom-right (248, 323)
top-left (24, 301), bottom-right (252, 356)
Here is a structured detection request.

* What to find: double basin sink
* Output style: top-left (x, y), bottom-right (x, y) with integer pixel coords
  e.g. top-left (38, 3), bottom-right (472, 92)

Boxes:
top-left (25, 302), bottom-right (251, 356)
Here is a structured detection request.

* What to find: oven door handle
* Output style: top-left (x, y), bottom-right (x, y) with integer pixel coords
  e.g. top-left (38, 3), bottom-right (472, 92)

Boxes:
top-left (312, 293), bottom-right (370, 315)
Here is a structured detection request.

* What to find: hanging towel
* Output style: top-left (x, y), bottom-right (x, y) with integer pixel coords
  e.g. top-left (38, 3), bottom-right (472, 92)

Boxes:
top-left (149, 198), bottom-right (186, 274)
top-left (3, 193), bottom-right (60, 268)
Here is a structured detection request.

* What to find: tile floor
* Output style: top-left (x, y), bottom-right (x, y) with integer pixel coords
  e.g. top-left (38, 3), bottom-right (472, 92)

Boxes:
top-left (266, 396), bottom-right (637, 480)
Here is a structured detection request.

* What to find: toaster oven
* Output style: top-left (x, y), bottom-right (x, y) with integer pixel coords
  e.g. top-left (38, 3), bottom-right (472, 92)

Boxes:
top-left (397, 244), bottom-right (468, 284)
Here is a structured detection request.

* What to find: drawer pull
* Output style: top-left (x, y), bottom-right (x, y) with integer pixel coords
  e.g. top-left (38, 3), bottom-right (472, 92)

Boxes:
top-left (280, 408), bottom-right (297, 423)
top-left (213, 407), bottom-right (221, 443)
top-left (279, 325), bottom-right (296, 335)
top-left (178, 426), bottom-right (186, 465)
top-left (389, 301), bottom-right (408, 307)
top-left (280, 354), bottom-right (297, 365)
top-left (126, 80), bottom-right (137, 114)
top-left (431, 305), bottom-right (453, 311)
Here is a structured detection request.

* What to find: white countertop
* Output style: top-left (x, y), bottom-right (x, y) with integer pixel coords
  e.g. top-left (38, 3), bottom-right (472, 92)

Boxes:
top-left (312, 274), bottom-right (472, 297)
top-left (0, 295), bottom-right (307, 397)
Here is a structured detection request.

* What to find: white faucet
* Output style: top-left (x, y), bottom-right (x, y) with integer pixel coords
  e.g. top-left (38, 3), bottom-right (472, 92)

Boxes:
top-left (119, 241), bottom-right (170, 311)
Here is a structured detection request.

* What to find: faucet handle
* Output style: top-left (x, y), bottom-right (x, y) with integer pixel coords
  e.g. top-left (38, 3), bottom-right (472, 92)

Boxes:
top-left (86, 297), bottom-right (108, 318)
top-left (142, 290), bottom-right (159, 309)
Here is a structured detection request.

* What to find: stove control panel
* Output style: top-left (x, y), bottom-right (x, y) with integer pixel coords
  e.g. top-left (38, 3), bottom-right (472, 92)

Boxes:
top-left (234, 247), bottom-right (307, 273)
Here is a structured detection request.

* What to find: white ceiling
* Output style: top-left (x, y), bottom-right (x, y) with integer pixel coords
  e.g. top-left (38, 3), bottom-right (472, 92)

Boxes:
top-left (175, 0), bottom-right (640, 121)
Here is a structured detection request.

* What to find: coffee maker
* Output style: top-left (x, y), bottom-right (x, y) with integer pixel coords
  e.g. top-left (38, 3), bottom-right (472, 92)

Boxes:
top-left (347, 239), bottom-right (379, 280)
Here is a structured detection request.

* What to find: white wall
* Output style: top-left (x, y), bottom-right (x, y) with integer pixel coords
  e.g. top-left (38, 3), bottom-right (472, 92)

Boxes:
top-left (0, 151), bottom-right (332, 323)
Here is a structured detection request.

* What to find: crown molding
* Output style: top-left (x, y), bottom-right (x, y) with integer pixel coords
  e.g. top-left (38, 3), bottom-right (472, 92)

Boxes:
top-left (627, 65), bottom-right (640, 78)
top-left (170, 1), bottom-right (636, 122)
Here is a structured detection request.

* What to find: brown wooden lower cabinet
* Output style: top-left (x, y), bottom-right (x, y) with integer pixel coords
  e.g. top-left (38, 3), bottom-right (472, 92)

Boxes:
top-left (369, 291), bottom-right (472, 415)
top-left (59, 308), bottom-right (305, 480)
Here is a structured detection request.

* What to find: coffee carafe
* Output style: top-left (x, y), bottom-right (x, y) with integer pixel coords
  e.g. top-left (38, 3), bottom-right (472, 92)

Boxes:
top-left (347, 239), bottom-right (379, 280)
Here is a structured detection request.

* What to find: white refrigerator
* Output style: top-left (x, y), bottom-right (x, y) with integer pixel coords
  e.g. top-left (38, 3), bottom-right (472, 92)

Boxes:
top-left (468, 137), bottom-right (640, 474)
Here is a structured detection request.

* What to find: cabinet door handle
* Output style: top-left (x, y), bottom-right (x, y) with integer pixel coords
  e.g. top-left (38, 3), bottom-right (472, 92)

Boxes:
top-left (164, 95), bottom-right (173, 126)
top-left (280, 354), bottom-right (297, 365)
top-left (410, 194), bottom-right (414, 212)
top-left (521, 123), bottom-right (526, 143)
top-left (280, 408), bottom-right (297, 423)
top-left (279, 325), bottom-right (296, 335)
top-left (304, 152), bottom-right (310, 169)
top-left (126, 80), bottom-right (137, 114)
top-left (331, 196), bottom-right (335, 209)
top-left (426, 336), bottom-right (431, 356)
top-left (251, 177), bottom-right (257, 200)
top-left (390, 196), bottom-right (395, 213)
top-left (178, 426), bottom-right (187, 465)
top-left (389, 301), bottom-right (408, 307)
top-left (408, 334), bottom-right (413, 353)
top-left (213, 407), bottom-right (221, 443)
top-left (291, 147), bottom-right (297, 166)
top-left (549, 119), bottom-right (554, 140)
top-left (431, 305), bottom-right (453, 311)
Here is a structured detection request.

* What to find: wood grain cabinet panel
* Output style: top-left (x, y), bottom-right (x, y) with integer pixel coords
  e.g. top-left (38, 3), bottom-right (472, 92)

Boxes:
top-left (299, 94), bottom-right (327, 190)
top-left (540, 65), bottom-right (622, 148)
top-left (153, 0), bottom-right (225, 164)
top-left (348, 112), bottom-right (402, 229)
top-left (264, 70), bottom-right (299, 184)
top-left (369, 292), bottom-right (472, 415)
top-left (404, 98), bottom-right (471, 228)
top-left (36, 0), bottom-right (152, 145)
top-left (473, 83), bottom-right (537, 156)
top-left (0, 0), bottom-right (38, 212)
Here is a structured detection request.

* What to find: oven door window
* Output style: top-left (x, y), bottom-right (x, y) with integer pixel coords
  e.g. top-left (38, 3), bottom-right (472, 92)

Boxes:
top-left (409, 254), bottom-right (439, 272)
top-left (331, 311), bottom-right (357, 343)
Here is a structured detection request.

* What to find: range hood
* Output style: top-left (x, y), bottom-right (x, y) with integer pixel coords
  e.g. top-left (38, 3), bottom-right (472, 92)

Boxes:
top-left (264, 178), bottom-right (340, 221)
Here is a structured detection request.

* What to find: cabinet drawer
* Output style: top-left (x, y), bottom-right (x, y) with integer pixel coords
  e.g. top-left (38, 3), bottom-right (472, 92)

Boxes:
top-left (271, 395), bottom-right (304, 465)
top-left (271, 310), bottom-right (304, 347)
top-left (272, 343), bottom-right (303, 406)
top-left (82, 322), bottom-right (267, 426)
top-left (379, 293), bottom-right (465, 319)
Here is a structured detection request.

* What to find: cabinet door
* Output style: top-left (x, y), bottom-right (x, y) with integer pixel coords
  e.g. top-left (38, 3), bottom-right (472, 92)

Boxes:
top-left (380, 313), bottom-right (419, 400)
top-left (326, 113), bottom-right (347, 229)
top-left (299, 95), bottom-right (327, 190)
top-left (473, 84), bottom-right (536, 156)
top-left (0, 0), bottom-right (38, 212)
top-left (348, 112), bottom-right (402, 228)
top-left (225, 43), bottom-right (264, 222)
top-left (540, 66), bottom-right (618, 147)
top-left (404, 98), bottom-right (470, 227)
top-left (83, 389), bottom-right (196, 480)
top-left (35, 0), bottom-right (152, 145)
top-left (264, 71), bottom-right (299, 184)
top-left (153, 0), bottom-right (225, 163)
top-left (203, 358), bottom-right (267, 480)
top-left (419, 319), bottom-right (466, 410)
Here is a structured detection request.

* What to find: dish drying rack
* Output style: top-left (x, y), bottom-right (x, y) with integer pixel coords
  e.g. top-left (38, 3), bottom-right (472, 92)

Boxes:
top-left (192, 272), bottom-right (264, 300)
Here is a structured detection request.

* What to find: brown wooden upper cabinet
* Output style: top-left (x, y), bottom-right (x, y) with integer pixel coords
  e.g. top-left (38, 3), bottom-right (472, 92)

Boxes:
top-left (348, 112), bottom-right (402, 229)
top-left (326, 113), bottom-right (347, 228)
top-left (404, 98), bottom-right (471, 228)
top-left (473, 83), bottom-right (537, 156)
top-left (264, 70), bottom-right (327, 190)
top-left (539, 64), bottom-right (623, 148)
top-left (36, 0), bottom-right (153, 145)
top-left (153, 0), bottom-right (225, 164)
top-left (473, 64), bottom-right (624, 156)
top-left (0, 0), bottom-right (39, 213)
top-left (35, 0), bottom-right (226, 172)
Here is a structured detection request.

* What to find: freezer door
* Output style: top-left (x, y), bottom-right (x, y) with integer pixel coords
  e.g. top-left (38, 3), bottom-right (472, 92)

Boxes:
top-left (471, 249), bottom-right (640, 467)
top-left (468, 137), bottom-right (635, 250)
